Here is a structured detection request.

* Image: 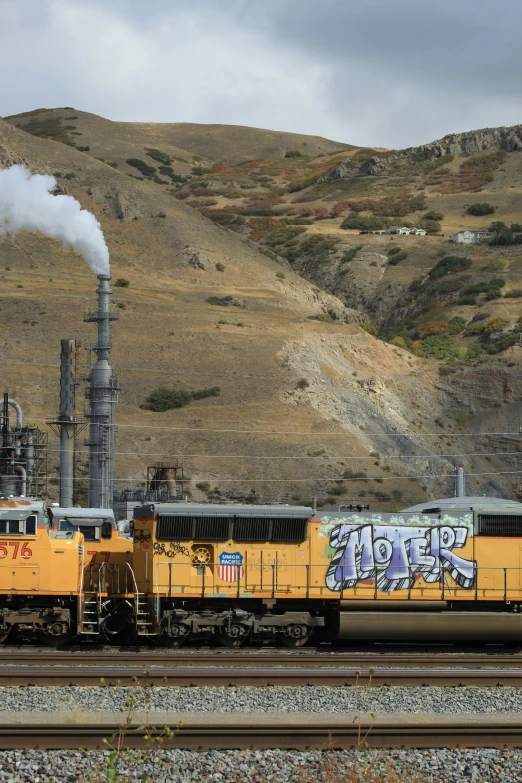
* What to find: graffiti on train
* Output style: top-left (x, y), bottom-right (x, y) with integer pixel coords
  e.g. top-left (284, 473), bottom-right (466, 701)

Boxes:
top-left (325, 524), bottom-right (476, 593)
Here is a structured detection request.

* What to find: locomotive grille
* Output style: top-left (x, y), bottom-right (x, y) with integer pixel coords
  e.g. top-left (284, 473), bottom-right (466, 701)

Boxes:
top-left (477, 514), bottom-right (522, 536)
top-left (234, 517), bottom-right (271, 541)
top-left (194, 517), bottom-right (231, 541)
top-left (271, 517), bottom-right (309, 542)
top-left (156, 516), bottom-right (193, 540)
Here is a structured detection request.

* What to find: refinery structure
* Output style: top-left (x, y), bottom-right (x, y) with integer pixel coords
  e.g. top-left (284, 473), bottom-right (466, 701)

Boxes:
top-left (0, 272), bottom-right (184, 512)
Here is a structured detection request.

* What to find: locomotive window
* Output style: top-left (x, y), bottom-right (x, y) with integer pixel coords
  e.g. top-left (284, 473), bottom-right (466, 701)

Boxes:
top-left (25, 515), bottom-right (36, 536)
top-left (0, 520), bottom-right (23, 535)
top-left (157, 516), bottom-right (194, 541)
top-left (271, 517), bottom-right (309, 543)
top-left (477, 514), bottom-right (522, 536)
top-left (194, 517), bottom-right (231, 541)
top-left (101, 522), bottom-right (112, 540)
top-left (81, 526), bottom-right (99, 542)
top-left (234, 517), bottom-right (270, 541)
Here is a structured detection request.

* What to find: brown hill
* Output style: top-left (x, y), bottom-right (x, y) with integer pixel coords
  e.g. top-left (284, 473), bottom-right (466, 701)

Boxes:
top-left (0, 112), bottom-right (520, 506)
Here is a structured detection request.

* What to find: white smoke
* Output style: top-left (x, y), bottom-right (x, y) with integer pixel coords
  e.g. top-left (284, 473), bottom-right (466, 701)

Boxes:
top-left (0, 165), bottom-right (109, 275)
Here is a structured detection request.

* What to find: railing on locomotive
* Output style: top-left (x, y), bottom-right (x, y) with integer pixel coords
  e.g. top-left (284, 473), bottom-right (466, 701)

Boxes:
top-left (150, 562), bottom-right (520, 602)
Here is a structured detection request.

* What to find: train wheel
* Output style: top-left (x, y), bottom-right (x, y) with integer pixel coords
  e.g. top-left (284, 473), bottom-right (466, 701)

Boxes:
top-left (215, 625), bottom-right (251, 648)
top-left (278, 626), bottom-right (313, 648)
top-left (158, 626), bottom-right (191, 648)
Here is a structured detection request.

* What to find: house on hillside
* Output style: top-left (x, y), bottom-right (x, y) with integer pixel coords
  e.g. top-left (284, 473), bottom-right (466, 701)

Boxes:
top-left (411, 228), bottom-right (427, 236)
top-left (451, 230), bottom-right (492, 244)
top-left (385, 226), bottom-right (411, 235)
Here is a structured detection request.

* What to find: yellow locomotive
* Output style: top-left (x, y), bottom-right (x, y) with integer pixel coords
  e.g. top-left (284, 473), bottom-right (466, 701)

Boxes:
top-left (120, 498), bottom-right (522, 647)
top-left (0, 498), bottom-right (132, 644)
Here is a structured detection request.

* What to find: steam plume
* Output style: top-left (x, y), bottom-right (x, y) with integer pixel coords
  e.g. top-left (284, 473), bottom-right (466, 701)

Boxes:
top-left (0, 165), bottom-right (109, 275)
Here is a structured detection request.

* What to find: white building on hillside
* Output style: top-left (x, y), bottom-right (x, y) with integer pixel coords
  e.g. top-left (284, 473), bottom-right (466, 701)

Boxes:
top-left (451, 230), bottom-right (492, 244)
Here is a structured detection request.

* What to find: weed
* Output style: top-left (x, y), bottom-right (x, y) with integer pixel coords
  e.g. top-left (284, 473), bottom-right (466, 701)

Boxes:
top-left (296, 378), bottom-right (309, 390)
top-left (215, 263), bottom-right (225, 272)
top-left (115, 279), bottom-right (130, 288)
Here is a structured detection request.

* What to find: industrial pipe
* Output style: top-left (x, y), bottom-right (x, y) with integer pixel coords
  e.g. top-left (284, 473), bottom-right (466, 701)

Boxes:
top-left (14, 465), bottom-right (26, 497)
top-left (7, 399), bottom-right (22, 428)
top-left (456, 466), bottom-right (465, 497)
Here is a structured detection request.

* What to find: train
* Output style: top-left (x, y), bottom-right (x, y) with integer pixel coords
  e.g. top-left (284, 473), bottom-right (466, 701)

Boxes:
top-left (2, 494), bottom-right (522, 646)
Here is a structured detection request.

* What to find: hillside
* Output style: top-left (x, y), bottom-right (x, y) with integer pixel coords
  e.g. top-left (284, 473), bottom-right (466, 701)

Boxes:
top-left (1, 110), bottom-right (522, 506)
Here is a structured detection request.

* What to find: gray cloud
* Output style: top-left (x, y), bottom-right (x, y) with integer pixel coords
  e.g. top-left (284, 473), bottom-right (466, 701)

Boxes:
top-left (0, 0), bottom-right (520, 149)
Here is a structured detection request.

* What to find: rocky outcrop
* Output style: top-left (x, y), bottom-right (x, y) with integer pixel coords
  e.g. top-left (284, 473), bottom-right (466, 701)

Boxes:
top-left (327, 124), bottom-right (522, 180)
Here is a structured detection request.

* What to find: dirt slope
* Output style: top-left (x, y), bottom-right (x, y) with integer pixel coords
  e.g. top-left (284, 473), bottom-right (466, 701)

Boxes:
top-left (0, 114), bottom-right (519, 507)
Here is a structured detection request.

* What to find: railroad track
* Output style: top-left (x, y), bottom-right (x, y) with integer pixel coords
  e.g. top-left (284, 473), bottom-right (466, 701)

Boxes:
top-left (1, 720), bottom-right (522, 749)
top-left (0, 664), bottom-right (522, 685)
top-left (0, 649), bottom-right (521, 669)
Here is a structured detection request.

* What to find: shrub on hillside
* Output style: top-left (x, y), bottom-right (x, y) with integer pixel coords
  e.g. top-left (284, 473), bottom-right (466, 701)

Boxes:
top-left (415, 334), bottom-right (457, 359)
top-left (448, 316), bottom-right (466, 335)
top-left (361, 322), bottom-right (378, 336)
top-left (467, 202), bottom-right (496, 216)
top-left (340, 245), bottom-right (362, 264)
top-left (340, 216), bottom-right (388, 231)
top-left (505, 288), bottom-right (522, 298)
top-left (387, 251), bottom-right (408, 265)
top-left (511, 223), bottom-right (522, 232)
top-left (126, 158), bottom-right (156, 177)
top-left (489, 223), bottom-right (514, 246)
top-left (141, 386), bottom-right (220, 412)
top-left (145, 148), bottom-right (172, 165)
top-left (417, 321), bottom-right (448, 339)
top-left (428, 256), bottom-right (472, 280)
top-left (435, 275), bottom-right (472, 293)
top-left (284, 150), bottom-right (303, 158)
top-left (423, 210), bottom-right (444, 221)
top-left (114, 278), bottom-right (130, 288)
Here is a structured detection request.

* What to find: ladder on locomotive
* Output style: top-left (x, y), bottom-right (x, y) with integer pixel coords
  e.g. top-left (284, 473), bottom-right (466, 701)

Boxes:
top-left (77, 561), bottom-right (105, 636)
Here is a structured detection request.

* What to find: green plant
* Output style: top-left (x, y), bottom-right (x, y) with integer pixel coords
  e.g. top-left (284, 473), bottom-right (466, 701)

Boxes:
top-left (387, 250), bottom-right (408, 265)
top-left (215, 262), bottom-right (225, 272)
top-left (126, 158), bottom-right (156, 177)
top-left (156, 212), bottom-right (166, 218)
top-left (467, 202), bottom-right (496, 216)
top-left (195, 482), bottom-right (210, 492)
top-left (423, 210), bottom-right (444, 221)
top-left (340, 245), bottom-right (363, 264)
top-left (427, 255), bottom-right (472, 280)
top-left (284, 150), bottom-right (303, 158)
top-left (75, 145), bottom-right (90, 151)
top-left (448, 316), bottom-right (466, 335)
top-left (89, 674), bottom-right (182, 783)
top-left (296, 378), bottom-right (309, 390)
top-left (360, 322), bottom-right (378, 337)
top-left (114, 278), bottom-right (130, 288)
top-left (206, 295), bottom-right (238, 306)
top-left (505, 288), bottom-right (522, 298)
top-left (141, 386), bottom-right (220, 412)
top-left (276, 272), bottom-right (286, 279)
top-left (340, 216), bottom-right (388, 231)
top-left (145, 148), bottom-right (172, 165)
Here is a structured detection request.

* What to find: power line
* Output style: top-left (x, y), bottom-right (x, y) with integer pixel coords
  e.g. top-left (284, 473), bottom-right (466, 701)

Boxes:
top-left (30, 470), bottom-right (522, 484)
top-left (42, 447), bottom-right (522, 461)
top-left (26, 420), bottom-right (522, 437)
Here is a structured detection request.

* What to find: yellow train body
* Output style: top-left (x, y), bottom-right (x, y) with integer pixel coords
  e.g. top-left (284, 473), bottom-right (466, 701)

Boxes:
top-left (128, 502), bottom-right (522, 646)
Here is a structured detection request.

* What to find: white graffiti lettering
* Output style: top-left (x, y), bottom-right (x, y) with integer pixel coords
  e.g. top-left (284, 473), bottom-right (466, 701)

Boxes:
top-left (326, 524), bottom-right (476, 593)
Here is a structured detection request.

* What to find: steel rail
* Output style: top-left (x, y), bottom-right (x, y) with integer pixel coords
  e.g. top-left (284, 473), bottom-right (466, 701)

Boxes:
top-left (2, 721), bottom-right (522, 749)
top-left (0, 649), bottom-right (521, 668)
top-left (2, 665), bottom-right (522, 686)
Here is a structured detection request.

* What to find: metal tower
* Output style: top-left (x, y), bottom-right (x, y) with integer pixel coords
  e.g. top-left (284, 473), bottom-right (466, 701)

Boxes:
top-left (84, 274), bottom-right (119, 509)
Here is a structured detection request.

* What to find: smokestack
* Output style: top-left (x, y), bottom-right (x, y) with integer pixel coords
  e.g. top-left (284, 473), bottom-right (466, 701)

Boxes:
top-left (58, 340), bottom-right (76, 507)
top-left (48, 340), bottom-right (84, 506)
top-left (455, 466), bottom-right (465, 498)
top-left (84, 274), bottom-right (119, 508)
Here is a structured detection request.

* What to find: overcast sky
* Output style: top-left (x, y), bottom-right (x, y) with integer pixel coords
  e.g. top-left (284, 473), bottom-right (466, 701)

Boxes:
top-left (1, 0), bottom-right (520, 149)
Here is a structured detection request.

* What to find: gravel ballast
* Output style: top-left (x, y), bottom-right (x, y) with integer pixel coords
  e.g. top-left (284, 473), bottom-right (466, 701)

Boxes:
top-left (0, 685), bottom-right (521, 714)
top-left (0, 747), bottom-right (519, 782)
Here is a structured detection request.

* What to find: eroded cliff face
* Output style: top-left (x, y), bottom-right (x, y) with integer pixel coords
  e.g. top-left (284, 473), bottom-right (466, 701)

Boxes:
top-left (327, 124), bottom-right (522, 179)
